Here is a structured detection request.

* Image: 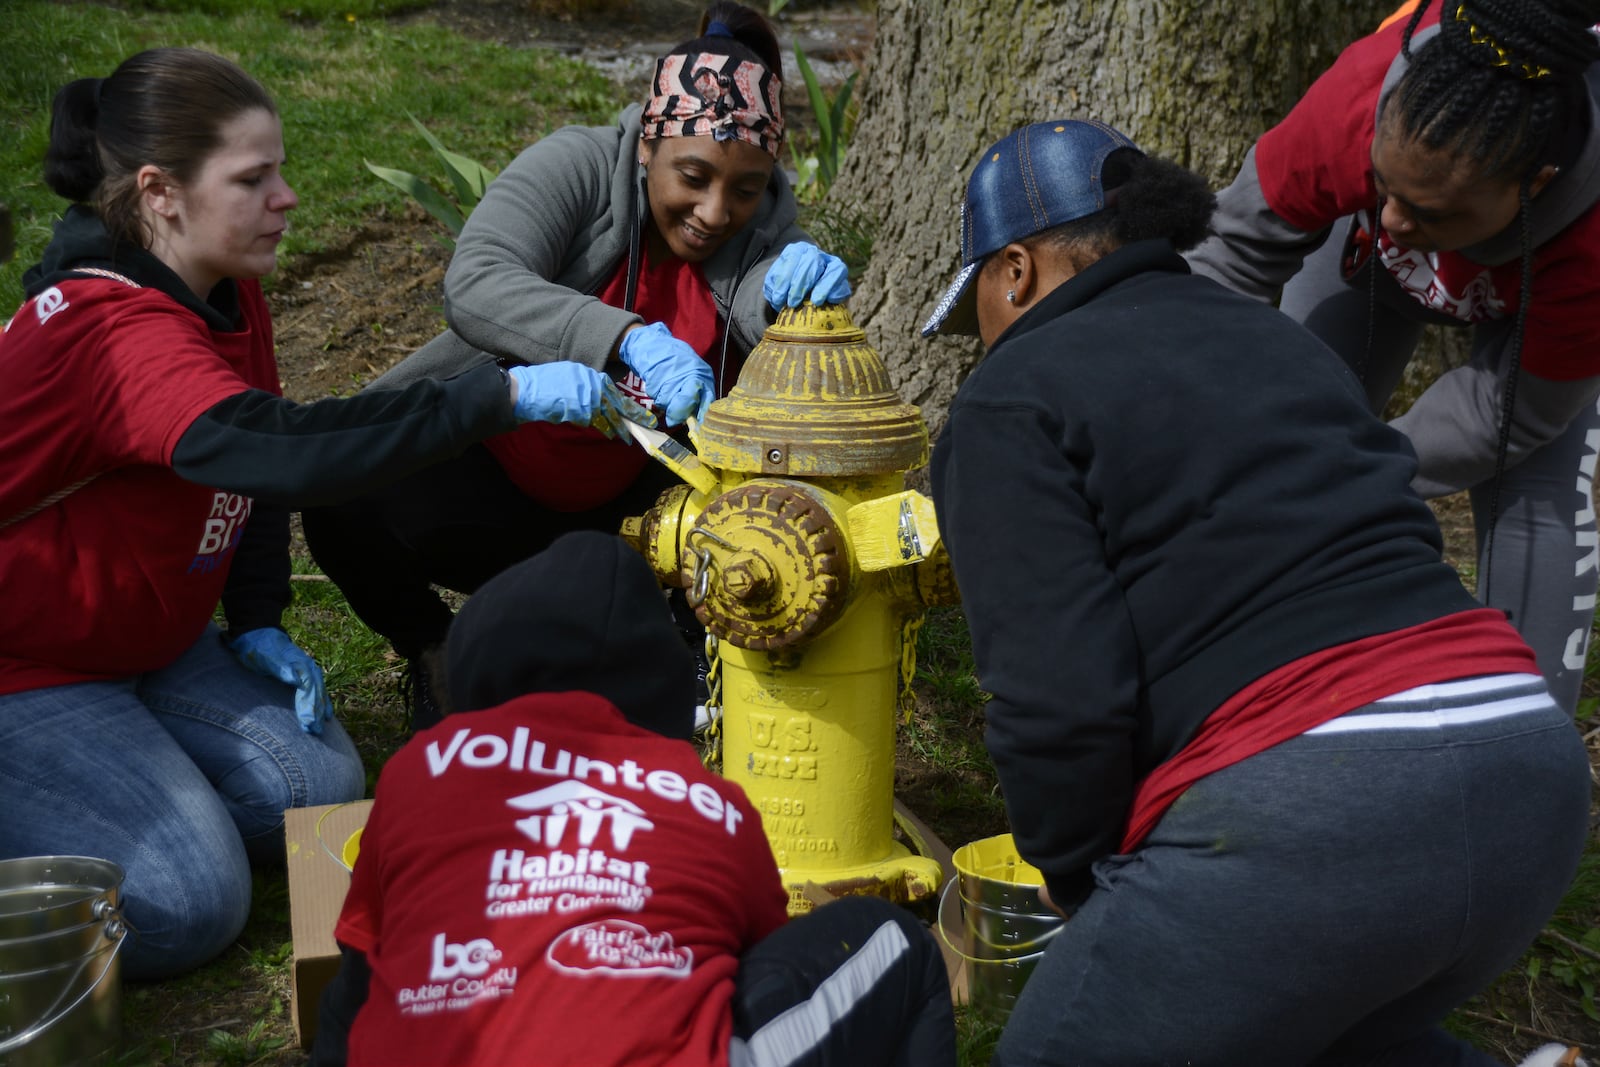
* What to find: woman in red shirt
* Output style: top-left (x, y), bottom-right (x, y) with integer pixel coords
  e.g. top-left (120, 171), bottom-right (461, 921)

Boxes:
top-left (0, 47), bottom-right (638, 980)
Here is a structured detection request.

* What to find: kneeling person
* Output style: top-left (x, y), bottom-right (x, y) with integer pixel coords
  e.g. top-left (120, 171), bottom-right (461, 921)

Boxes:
top-left (312, 531), bottom-right (955, 1067)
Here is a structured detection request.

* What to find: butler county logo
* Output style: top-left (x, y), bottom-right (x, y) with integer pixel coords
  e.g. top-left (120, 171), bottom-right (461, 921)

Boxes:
top-left (395, 933), bottom-right (518, 1016)
top-left (545, 918), bottom-right (693, 978)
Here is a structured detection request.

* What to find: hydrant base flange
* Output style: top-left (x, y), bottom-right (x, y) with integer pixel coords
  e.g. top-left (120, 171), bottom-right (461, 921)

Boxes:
top-left (781, 843), bottom-right (945, 913)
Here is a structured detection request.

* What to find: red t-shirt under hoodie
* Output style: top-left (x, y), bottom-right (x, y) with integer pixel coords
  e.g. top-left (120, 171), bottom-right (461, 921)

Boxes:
top-left (483, 243), bottom-right (726, 511)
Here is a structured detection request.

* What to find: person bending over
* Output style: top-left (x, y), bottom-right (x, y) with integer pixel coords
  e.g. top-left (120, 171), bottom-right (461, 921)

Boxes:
top-left (1187, 0), bottom-right (1600, 713)
top-left (312, 531), bottom-right (955, 1067)
top-left (925, 117), bottom-right (1589, 1066)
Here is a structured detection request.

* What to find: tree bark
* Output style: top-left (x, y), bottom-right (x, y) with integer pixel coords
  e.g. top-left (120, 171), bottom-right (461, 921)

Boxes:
top-left (830, 0), bottom-right (1396, 434)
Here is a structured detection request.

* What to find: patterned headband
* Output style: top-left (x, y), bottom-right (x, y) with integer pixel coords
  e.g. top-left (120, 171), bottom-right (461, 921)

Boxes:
top-left (640, 51), bottom-right (785, 158)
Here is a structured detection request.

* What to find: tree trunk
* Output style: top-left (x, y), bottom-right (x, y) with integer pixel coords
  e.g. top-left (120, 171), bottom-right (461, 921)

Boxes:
top-left (829, 0), bottom-right (1396, 434)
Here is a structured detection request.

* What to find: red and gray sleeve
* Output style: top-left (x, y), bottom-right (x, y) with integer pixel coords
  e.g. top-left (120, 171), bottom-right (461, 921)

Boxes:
top-left (1184, 146), bottom-right (1336, 303)
top-left (1393, 344), bottom-right (1600, 499)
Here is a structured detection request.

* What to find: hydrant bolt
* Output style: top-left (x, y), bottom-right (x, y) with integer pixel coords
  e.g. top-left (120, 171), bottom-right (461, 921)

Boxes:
top-left (723, 553), bottom-right (775, 602)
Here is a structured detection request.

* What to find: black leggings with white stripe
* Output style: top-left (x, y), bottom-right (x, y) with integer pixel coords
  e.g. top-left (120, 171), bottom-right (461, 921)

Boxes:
top-left (730, 895), bottom-right (956, 1067)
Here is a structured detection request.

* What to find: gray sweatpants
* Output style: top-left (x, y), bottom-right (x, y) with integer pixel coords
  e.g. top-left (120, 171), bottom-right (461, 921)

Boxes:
top-left (993, 674), bottom-right (1588, 1067)
top-left (1279, 232), bottom-right (1600, 713)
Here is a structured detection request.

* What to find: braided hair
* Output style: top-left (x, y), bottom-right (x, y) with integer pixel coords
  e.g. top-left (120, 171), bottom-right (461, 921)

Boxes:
top-left (1392, 0), bottom-right (1598, 178)
top-left (1375, 0), bottom-right (1598, 600)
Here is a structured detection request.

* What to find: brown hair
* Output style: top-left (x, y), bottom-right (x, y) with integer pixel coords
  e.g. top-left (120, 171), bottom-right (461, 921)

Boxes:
top-left (44, 47), bottom-right (277, 249)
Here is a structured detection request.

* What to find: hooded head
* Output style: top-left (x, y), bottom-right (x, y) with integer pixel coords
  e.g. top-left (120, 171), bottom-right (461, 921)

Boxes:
top-left (445, 531), bottom-right (696, 739)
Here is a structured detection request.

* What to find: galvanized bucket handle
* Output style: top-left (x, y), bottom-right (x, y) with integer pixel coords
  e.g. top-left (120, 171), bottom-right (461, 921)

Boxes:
top-left (933, 876), bottom-right (1065, 966)
top-left (0, 900), bottom-right (130, 1055)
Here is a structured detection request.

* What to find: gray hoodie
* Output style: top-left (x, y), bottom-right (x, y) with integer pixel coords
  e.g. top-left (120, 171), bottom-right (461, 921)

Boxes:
top-left (374, 103), bottom-right (807, 394)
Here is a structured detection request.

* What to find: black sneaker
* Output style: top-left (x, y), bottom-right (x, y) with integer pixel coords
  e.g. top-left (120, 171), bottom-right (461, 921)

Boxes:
top-left (402, 646), bottom-right (446, 733)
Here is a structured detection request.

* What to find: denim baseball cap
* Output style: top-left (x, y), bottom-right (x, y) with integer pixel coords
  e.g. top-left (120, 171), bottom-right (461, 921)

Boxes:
top-left (921, 119), bottom-right (1143, 337)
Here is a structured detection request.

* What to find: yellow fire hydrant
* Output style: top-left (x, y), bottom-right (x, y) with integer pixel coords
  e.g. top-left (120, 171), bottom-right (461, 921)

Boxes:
top-left (622, 304), bottom-right (957, 914)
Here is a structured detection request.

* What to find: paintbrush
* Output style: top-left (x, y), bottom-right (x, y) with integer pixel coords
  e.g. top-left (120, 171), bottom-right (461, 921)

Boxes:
top-left (621, 419), bottom-right (721, 496)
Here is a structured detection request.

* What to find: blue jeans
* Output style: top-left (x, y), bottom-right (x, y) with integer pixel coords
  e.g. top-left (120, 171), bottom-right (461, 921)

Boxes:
top-left (994, 675), bottom-right (1589, 1066)
top-left (0, 625), bottom-right (364, 979)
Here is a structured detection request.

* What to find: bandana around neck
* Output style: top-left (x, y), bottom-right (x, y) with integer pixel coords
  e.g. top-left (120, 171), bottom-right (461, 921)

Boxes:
top-left (640, 50), bottom-right (785, 158)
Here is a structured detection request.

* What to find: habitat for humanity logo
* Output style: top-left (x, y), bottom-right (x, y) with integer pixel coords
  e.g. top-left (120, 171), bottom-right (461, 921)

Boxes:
top-left (546, 918), bottom-right (692, 978)
top-left (507, 780), bottom-right (653, 850)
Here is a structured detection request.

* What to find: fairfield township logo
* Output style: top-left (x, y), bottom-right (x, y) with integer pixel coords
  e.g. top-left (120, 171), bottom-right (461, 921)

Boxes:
top-left (506, 781), bottom-right (653, 851)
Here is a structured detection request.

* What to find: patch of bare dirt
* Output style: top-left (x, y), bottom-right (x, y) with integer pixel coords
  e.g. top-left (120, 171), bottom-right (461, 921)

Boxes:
top-left (269, 210), bottom-right (448, 400)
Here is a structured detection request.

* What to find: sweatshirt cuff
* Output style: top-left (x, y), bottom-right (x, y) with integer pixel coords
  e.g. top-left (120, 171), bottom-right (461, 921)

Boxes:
top-left (1043, 869), bottom-right (1095, 918)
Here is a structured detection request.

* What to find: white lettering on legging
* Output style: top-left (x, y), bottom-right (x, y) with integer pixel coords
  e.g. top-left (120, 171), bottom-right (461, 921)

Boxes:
top-left (1563, 420), bottom-right (1600, 671)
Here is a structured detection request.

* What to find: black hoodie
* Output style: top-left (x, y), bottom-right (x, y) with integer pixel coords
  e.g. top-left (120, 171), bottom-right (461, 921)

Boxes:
top-left (931, 239), bottom-right (1482, 911)
top-left (444, 530), bottom-right (695, 738)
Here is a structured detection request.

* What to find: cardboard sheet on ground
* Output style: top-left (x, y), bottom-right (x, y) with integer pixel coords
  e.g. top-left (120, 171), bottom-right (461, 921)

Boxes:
top-left (284, 799), bottom-right (373, 1049)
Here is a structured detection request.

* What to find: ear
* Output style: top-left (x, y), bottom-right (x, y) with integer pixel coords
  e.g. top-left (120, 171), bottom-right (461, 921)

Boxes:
top-left (995, 243), bottom-right (1037, 304)
top-left (136, 164), bottom-right (181, 221)
top-left (637, 139), bottom-right (655, 169)
top-left (1528, 163), bottom-right (1560, 199)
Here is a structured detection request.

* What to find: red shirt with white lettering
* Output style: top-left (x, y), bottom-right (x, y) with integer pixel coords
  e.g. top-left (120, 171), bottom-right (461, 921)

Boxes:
top-left (482, 245), bottom-right (728, 511)
top-left (0, 277), bottom-right (274, 693)
top-left (1253, 6), bottom-right (1600, 380)
top-left (337, 692), bottom-right (790, 1067)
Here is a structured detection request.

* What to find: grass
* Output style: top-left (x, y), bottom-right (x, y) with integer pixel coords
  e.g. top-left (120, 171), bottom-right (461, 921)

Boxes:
top-left (0, 0), bottom-right (622, 304)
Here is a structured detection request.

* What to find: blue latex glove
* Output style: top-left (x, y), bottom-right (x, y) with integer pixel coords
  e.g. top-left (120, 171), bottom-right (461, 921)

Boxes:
top-left (507, 362), bottom-right (654, 438)
top-left (617, 323), bottom-right (715, 426)
top-left (762, 242), bottom-right (852, 310)
top-left (229, 628), bottom-right (332, 735)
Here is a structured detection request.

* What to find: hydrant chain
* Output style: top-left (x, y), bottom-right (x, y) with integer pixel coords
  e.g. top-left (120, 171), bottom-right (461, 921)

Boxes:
top-left (686, 526), bottom-right (736, 607)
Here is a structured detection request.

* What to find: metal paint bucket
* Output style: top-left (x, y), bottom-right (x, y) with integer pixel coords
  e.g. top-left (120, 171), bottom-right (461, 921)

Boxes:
top-left (950, 833), bottom-right (1064, 1019)
top-left (0, 856), bottom-right (129, 1066)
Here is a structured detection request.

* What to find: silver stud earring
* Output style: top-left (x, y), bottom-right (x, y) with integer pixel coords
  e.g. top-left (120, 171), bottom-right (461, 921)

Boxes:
top-left (1006, 290), bottom-right (1016, 304)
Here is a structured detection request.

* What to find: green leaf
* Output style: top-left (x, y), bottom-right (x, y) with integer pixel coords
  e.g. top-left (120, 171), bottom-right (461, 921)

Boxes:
top-left (406, 112), bottom-right (496, 210)
top-left (793, 46), bottom-right (832, 150)
top-left (363, 161), bottom-right (466, 236)
top-left (829, 70), bottom-right (858, 151)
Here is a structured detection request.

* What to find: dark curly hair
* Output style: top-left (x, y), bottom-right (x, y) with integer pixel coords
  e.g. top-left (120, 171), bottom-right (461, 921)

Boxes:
top-left (1031, 149), bottom-right (1218, 263)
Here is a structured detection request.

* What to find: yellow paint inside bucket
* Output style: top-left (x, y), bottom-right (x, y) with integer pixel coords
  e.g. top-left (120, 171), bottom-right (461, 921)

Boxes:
top-left (952, 833), bottom-right (1045, 886)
